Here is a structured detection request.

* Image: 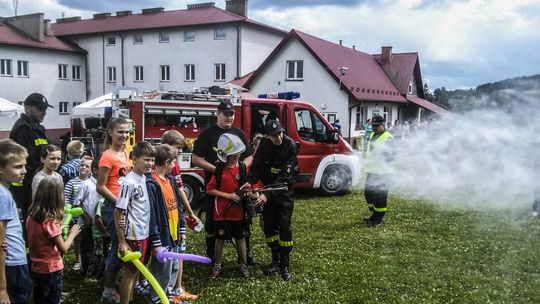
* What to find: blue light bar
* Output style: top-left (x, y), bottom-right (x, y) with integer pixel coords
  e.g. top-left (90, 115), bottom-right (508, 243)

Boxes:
top-left (258, 91), bottom-right (300, 100)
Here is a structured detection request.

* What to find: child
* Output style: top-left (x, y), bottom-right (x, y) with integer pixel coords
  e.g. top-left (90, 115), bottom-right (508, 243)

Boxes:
top-left (59, 139), bottom-right (84, 184)
top-left (147, 144), bottom-right (194, 303)
top-left (32, 144), bottom-right (63, 200)
top-left (160, 130), bottom-right (200, 301)
top-left (26, 177), bottom-right (82, 304)
top-left (69, 155), bottom-right (94, 274)
top-left (206, 133), bottom-right (250, 279)
top-left (0, 139), bottom-right (32, 303)
top-left (115, 141), bottom-right (160, 304)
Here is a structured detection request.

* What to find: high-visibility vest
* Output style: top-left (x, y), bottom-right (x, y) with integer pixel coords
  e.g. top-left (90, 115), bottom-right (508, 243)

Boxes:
top-left (365, 131), bottom-right (394, 174)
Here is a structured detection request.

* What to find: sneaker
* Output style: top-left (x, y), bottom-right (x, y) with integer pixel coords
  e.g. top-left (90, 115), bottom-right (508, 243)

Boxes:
top-left (212, 265), bottom-right (222, 279)
top-left (72, 262), bottom-right (81, 271)
top-left (240, 264), bottom-right (251, 278)
top-left (134, 282), bottom-right (150, 296)
top-left (173, 291), bottom-right (199, 301)
top-left (101, 291), bottom-right (120, 304)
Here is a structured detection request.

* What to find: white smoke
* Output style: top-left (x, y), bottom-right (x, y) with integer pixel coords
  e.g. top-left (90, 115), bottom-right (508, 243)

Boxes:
top-left (390, 90), bottom-right (539, 210)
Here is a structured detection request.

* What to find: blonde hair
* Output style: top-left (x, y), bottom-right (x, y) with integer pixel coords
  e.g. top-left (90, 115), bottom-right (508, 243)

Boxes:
top-left (81, 155), bottom-right (94, 163)
top-left (66, 140), bottom-right (84, 158)
top-left (155, 144), bottom-right (177, 166)
top-left (28, 177), bottom-right (65, 224)
top-left (0, 139), bottom-right (28, 168)
top-left (161, 130), bottom-right (185, 147)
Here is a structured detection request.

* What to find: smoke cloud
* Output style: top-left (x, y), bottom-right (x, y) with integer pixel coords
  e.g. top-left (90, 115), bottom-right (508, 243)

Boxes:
top-left (389, 89), bottom-right (539, 210)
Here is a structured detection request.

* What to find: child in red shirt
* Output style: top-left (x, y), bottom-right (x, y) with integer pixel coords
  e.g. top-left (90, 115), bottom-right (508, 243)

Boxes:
top-left (206, 133), bottom-right (250, 279)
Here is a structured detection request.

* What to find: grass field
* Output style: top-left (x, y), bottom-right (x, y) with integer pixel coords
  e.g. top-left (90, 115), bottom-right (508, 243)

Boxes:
top-left (63, 190), bottom-right (540, 303)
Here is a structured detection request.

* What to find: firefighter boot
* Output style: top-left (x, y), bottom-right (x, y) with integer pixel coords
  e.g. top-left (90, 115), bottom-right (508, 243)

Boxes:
top-left (263, 248), bottom-right (280, 276)
top-left (279, 253), bottom-right (292, 281)
top-left (205, 236), bottom-right (216, 263)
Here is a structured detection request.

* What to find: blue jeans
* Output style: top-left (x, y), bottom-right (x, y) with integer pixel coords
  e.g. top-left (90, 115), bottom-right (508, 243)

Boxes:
top-left (31, 270), bottom-right (63, 304)
top-left (101, 200), bottom-right (120, 272)
top-left (6, 264), bottom-right (32, 303)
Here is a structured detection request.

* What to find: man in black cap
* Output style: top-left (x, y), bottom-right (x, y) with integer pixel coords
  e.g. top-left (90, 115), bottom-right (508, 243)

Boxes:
top-left (241, 120), bottom-right (298, 281)
top-left (363, 115), bottom-right (395, 227)
top-left (192, 100), bottom-right (254, 264)
top-left (9, 93), bottom-right (53, 230)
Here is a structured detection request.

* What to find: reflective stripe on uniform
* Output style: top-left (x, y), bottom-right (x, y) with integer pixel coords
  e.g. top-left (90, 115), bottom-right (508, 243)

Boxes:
top-left (34, 138), bottom-right (48, 146)
top-left (278, 239), bottom-right (293, 247)
top-left (271, 167), bottom-right (281, 174)
top-left (266, 235), bottom-right (279, 243)
top-left (373, 206), bottom-right (387, 212)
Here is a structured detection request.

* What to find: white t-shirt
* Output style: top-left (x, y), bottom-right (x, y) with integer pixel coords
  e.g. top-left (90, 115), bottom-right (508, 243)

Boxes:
top-left (116, 171), bottom-right (150, 241)
top-left (74, 176), bottom-right (101, 222)
top-left (32, 170), bottom-right (63, 200)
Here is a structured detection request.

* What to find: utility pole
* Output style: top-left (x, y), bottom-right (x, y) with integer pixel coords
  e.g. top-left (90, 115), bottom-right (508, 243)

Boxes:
top-left (13, 0), bottom-right (19, 16)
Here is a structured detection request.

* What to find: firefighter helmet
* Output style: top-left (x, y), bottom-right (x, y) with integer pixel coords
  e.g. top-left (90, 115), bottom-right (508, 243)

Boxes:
top-left (214, 133), bottom-right (246, 162)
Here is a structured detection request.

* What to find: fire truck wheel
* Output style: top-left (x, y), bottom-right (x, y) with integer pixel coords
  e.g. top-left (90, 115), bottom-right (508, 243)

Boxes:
top-left (320, 166), bottom-right (350, 196)
top-left (182, 175), bottom-right (202, 211)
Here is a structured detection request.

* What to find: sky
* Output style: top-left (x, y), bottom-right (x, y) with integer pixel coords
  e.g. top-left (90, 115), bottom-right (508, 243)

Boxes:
top-left (1, 0), bottom-right (539, 90)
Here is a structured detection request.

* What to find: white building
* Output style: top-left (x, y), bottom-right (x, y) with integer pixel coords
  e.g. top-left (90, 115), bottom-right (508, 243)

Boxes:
top-left (52, 1), bottom-right (286, 100)
top-left (0, 13), bottom-right (87, 139)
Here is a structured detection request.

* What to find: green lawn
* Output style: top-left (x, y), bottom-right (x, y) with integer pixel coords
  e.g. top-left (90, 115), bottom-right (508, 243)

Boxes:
top-left (63, 191), bottom-right (540, 303)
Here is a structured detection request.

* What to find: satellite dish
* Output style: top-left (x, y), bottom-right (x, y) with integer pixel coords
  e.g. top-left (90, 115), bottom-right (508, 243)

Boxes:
top-left (321, 103), bottom-right (327, 110)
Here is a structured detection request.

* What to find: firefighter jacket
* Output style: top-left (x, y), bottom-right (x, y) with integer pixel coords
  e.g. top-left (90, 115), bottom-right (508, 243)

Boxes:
top-left (9, 113), bottom-right (49, 186)
top-left (365, 130), bottom-right (395, 174)
top-left (247, 134), bottom-right (298, 187)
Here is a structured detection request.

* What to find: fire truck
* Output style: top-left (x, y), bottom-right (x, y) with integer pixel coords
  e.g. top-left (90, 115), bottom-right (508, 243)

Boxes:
top-left (77, 87), bottom-right (361, 207)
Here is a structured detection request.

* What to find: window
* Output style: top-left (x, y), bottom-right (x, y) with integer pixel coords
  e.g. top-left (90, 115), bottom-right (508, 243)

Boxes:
top-left (134, 66), bottom-right (144, 82)
top-left (72, 65), bottom-right (81, 80)
top-left (17, 101), bottom-right (24, 106)
top-left (295, 109), bottom-right (328, 142)
top-left (214, 64), bottom-right (225, 81)
top-left (408, 83), bottom-right (413, 94)
top-left (107, 66), bottom-right (116, 83)
top-left (159, 32), bottom-right (170, 43)
top-left (185, 64), bottom-right (195, 81)
top-left (286, 60), bottom-right (303, 80)
top-left (17, 60), bottom-right (28, 77)
top-left (59, 102), bottom-right (69, 115)
top-left (58, 64), bottom-right (68, 79)
top-left (1, 59), bottom-right (12, 76)
top-left (184, 31), bottom-right (195, 42)
top-left (72, 102), bottom-right (81, 108)
top-left (107, 37), bottom-right (116, 46)
top-left (214, 27), bottom-right (226, 40)
top-left (160, 65), bottom-right (170, 82)
top-left (133, 34), bottom-right (143, 45)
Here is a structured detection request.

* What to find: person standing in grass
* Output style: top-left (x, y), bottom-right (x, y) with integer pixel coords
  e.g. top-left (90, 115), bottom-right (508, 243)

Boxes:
top-left (32, 144), bottom-right (63, 200)
top-left (59, 140), bottom-right (84, 184)
top-left (0, 139), bottom-right (32, 304)
top-left (363, 115), bottom-right (395, 227)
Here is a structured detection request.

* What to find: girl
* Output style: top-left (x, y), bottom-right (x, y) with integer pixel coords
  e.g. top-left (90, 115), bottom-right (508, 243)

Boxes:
top-left (26, 178), bottom-right (81, 304)
top-left (32, 144), bottom-right (62, 200)
top-left (96, 117), bottom-right (132, 303)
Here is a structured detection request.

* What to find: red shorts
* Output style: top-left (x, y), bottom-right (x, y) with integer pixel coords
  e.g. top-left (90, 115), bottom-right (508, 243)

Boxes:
top-left (122, 239), bottom-right (148, 270)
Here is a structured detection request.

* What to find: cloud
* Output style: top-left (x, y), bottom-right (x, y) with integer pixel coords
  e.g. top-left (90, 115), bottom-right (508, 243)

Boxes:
top-left (249, 0), bottom-right (360, 9)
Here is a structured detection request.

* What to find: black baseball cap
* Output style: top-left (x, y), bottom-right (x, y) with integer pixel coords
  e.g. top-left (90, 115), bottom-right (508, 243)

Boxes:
top-left (371, 115), bottom-right (385, 125)
top-left (24, 93), bottom-right (53, 109)
top-left (264, 120), bottom-right (284, 136)
top-left (217, 100), bottom-right (235, 114)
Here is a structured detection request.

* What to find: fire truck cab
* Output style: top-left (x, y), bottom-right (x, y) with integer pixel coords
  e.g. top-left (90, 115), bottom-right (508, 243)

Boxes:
top-left (117, 89), bottom-right (361, 206)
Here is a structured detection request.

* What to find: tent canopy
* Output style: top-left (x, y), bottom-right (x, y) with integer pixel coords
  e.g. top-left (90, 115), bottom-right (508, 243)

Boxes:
top-left (72, 93), bottom-right (112, 116)
top-left (0, 97), bottom-right (23, 117)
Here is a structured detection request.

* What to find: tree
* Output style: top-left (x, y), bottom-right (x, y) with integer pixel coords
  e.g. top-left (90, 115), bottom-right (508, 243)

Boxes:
top-left (423, 83), bottom-right (434, 101)
top-left (432, 87), bottom-right (450, 109)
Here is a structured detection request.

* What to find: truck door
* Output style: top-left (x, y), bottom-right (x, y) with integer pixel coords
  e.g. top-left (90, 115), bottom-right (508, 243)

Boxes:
top-left (289, 107), bottom-right (334, 187)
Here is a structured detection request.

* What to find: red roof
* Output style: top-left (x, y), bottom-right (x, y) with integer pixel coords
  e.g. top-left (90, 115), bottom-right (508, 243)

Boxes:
top-left (228, 71), bottom-right (254, 88)
top-left (407, 96), bottom-right (450, 114)
top-left (52, 7), bottom-right (285, 36)
top-left (375, 53), bottom-right (418, 94)
top-left (244, 29), bottom-right (407, 103)
top-left (0, 22), bottom-right (85, 53)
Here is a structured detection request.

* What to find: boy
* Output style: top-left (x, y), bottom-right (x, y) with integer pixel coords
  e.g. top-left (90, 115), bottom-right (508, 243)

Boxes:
top-left (0, 139), bottom-right (32, 303)
top-left (147, 144), bottom-right (196, 303)
top-left (115, 141), bottom-right (160, 304)
top-left (66, 155), bottom-right (94, 272)
top-left (59, 139), bottom-right (84, 184)
top-left (206, 133), bottom-right (250, 279)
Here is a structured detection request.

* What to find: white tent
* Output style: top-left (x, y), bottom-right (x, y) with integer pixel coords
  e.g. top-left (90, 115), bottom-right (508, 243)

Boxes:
top-left (72, 93), bottom-right (112, 116)
top-left (0, 97), bottom-right (23, 117)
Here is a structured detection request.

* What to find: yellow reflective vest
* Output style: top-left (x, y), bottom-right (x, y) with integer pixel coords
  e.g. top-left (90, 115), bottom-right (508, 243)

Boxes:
top-left (365, 131), bottom-right (394, 174)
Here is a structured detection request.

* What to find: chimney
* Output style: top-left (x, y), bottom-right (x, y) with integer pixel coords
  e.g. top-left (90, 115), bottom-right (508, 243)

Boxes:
top-left (339, 40), bottom-right (342, 46)
top-left (116, 10), bottom-right (132, 17)
top-left (226, 0), bottom-right (248, 17)
top-left (352, 45), bottom-right (356, 50)
top-left (93, 12), bottom-right (111, 19)
top-left (142, 7), bottom-right (165, 14)
top-left (55, 16), bottom-right (81, 23)
top-left (44, 19), bottom-right (53, 36)
top-left (5, 13), bottom-right (44, 42)
top-left (381, 46), bottom-right (393, 62)
top-left (187, 2), bottom-right (216, 9)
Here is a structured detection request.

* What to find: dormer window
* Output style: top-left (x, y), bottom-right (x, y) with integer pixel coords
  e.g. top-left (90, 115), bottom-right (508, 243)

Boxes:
top-left (408, 83), bottom-right (413, 94)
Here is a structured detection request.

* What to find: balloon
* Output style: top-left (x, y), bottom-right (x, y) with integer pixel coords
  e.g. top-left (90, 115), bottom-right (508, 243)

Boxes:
top-left (62, 204), bottom-right (84, 240)
top-left (155, 247), bottom-right (211, 264)
top-left (118, 250), bottom-right (169, 304)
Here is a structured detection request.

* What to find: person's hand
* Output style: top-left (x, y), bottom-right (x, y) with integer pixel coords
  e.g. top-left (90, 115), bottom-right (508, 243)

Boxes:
top-left (190, 214), bottom-right (201, 225)
top-left (0, 288), bottom-right (10, 304)
top-left (1, 240), bottom-right (7, 254)
top-left (248, 191), bottom-right (260, 199)
top-left (118, 241), bottom-right (130, 257)
top-left (180, 234), bottom-right (186, 241)
top-left (254, 193), bottom-right (268, 206)
top-left (240, 182), bottom-right (252, 191)
top-left (229, 192), bottom-right (241, 203)
top-left (69, 224), bottom-right (82, 237)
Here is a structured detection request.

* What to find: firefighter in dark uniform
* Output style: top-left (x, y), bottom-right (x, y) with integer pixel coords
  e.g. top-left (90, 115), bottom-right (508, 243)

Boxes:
top-left (363, 115), bottom-right (395, 227)
top-left (9, 93), bottom-right (53, 230)
top-left (241, 120), bottom-right (298, 281)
